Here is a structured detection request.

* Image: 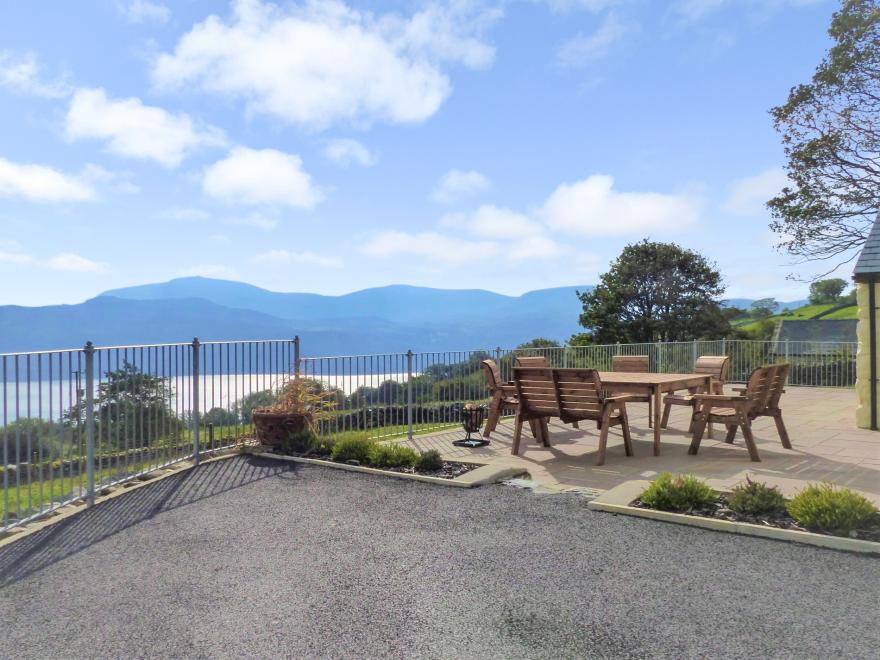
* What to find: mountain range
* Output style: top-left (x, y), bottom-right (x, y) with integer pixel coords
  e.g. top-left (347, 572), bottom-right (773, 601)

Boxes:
top-left (0, 277), bottom-right (808, 355)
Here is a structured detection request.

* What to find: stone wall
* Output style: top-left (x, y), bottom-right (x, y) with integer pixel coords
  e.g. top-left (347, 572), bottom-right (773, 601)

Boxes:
top-left (855, 281), bottom-right (879, 428)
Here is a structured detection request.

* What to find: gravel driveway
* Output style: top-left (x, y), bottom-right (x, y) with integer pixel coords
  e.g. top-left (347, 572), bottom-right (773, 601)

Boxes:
top-left (0, 456), bottom-right (877, 659)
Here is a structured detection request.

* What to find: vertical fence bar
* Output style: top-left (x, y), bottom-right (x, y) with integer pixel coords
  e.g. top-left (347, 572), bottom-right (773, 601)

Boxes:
top-left (191, 337), bottom-right (200, 465)
top-left (406, 350), bottom-right (414, 440)
top-left (293, 336), bottom-right (301, 379)
top-left (83, 342), bottom-right (96, 506)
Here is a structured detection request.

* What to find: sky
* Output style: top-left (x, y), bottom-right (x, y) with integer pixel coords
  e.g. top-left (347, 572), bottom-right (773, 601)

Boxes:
top-left (0, 0), bottom-right (844, 306)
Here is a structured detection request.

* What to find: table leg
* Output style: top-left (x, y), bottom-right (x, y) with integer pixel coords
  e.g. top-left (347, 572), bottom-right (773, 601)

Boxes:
top-left (653, 385), bottom-right (662, 456)
top-left (706, 376), bottom-right (714, 439)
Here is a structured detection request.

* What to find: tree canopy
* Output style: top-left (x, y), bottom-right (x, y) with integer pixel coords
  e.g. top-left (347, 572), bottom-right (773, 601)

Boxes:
top-left (577, 240), bottom-right (729, 343)
top-left (808, 278), bottom-right (848, 303)
top-left (769, 0), bottom-right (880, 270)
top-left (750, 298), bottom-right (780, 319)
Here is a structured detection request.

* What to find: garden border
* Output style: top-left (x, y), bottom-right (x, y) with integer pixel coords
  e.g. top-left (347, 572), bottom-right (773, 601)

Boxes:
top-left (249, 450), bottom-right (525, 488)
top-left (588, 480), bottom-right (880, 555)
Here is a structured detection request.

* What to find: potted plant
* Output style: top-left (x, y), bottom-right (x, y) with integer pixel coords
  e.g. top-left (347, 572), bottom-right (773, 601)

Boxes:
top-left (252, 377), bottom-right (336, 447)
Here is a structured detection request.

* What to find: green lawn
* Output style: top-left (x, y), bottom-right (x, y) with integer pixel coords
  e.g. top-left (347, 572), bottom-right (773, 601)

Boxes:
top-left (734, 302), bottom-right (858, 331)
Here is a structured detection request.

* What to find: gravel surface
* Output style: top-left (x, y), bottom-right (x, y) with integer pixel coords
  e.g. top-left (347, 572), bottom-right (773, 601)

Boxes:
top-left (0, 456), bottom-right (877, 659)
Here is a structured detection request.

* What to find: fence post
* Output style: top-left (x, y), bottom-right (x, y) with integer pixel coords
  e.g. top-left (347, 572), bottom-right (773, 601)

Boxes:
top-left (191, 337), bottom-right (200, 465)
top-left (83, 342), bottom-right (96, 506)
top-left (692, 340), bottom-right (698, 367)
top-left (293, 335), bottom-right (301, 379)
top-left (406, 350), bottom-right (414, 440)
top-left (656, 341), bottom-right (663, 373)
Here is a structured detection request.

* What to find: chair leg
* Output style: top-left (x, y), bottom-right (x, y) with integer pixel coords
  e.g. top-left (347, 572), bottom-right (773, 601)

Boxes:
top-left (571, 421), bottom-right (580, 429)
top-left (647, 399), bottom-right (652, 428)
top-left (483, 400), bottom-right (500, 437)
top-left (724, 424), bottom-right (737, 443)
top-left (596, 409), bottom-right (611, 466)
top-left (540, 418), bottom-right (551, 447)
top-left (687, 407), bottom-right (696, 433)
top-left (661, 402), bottom-right (672, 429)
top-left (740, 418), bottom-right (761, 462)
top-left (689, 408), bottom-right (708, 455)
top-left (773, 411), bottom-right (792, 449)
top-left (511, 411), bottom-right (524, 455)
top-left (619, 405), bottom-right (633, 457)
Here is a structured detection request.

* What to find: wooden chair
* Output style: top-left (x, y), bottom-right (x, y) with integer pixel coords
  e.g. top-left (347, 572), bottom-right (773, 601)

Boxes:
top-left (612, 355), bottom-right (652, 427)
top-left (660, 355), bottom-right (730, 431)
top-left (515, 356), bottom-right (578, 429)
top-left (481, 359), bottom-right (548, 441)
top-left (688, 364), bottom-right (790, 462)
top-left (512, 367), bottom-right (632, 465)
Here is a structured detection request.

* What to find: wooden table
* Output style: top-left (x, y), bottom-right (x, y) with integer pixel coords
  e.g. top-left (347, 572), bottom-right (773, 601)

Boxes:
top-left (597, 372), bottom-right (713, 456)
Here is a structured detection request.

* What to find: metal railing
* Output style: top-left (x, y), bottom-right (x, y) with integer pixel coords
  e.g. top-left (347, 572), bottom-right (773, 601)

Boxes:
top-left (1, 337), bottom-right (858, 531)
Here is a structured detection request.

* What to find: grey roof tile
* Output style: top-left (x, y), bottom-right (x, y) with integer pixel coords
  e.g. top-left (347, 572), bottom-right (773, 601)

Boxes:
top-left (853, 212), bottom-right (880, 279)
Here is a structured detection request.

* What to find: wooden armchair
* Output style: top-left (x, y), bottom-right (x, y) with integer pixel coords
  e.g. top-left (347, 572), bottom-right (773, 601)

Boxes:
top-left (512, 367), bottom-right (632, 465)
top-left (612, 355), bottom-right (652, 427)
top-left (515, 356), bottom-right (578, 429)
top-left (688, 364), bottom-right (790, 462)
top-left (660, 355), bottom-right (730, 431)
top-left (481, 359), bottom-right (516, 438)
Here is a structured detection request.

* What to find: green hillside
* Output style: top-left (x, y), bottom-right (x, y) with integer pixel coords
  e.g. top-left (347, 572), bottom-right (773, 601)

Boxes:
top-left (733, 302), bottom-right (857, 333)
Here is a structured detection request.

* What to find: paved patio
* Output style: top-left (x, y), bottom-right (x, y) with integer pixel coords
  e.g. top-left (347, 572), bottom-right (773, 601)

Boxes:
top-left (405, 386), bottom-right (880, 504)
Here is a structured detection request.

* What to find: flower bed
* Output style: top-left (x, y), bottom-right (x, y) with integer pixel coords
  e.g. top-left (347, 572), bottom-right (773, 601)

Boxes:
top-left (632, 474), bottom-right (880, 543)
top-left (266, 430), bottom-right (479, 480)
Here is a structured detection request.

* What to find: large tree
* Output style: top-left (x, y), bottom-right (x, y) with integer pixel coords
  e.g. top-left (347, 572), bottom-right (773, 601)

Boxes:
top-left (808, 277), bottom-right (848, 303)
top-left (768, 0), bottom-right (880, 270)
top-left (577, 241), bottom-right (729, 343)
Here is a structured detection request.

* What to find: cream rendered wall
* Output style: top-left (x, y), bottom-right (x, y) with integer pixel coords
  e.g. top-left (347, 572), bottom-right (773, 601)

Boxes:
top-left (855, 281), bottom-right (880, 428)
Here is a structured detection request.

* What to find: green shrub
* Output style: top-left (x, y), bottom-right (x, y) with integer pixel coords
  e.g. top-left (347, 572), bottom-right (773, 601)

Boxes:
top-left (787, 483), bottom-right (878, 535)
top-left (368, 443), bottom-right (419, 469)
top-left (416, 449), bottom-right (444, 472)
top-left (310, 436), bottom-right (336, 458)
top-left (280, 429), bottom-right (318, 455)
top-left (330, 436), bottom-right (376, 464)
top-left (638, 473), bottom-right (716, 512)
top-left (727, 478), bottom-right (787, 517)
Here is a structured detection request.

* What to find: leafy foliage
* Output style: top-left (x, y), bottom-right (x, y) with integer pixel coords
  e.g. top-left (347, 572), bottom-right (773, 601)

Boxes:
top-left (517, 338), bottom-right (561, 349)
top-left (727, 478), bottom-right (787, 517)
top-left (368, 443), bottom-right (420, 469)
top-left (202, 407), bottom-right (239, 426)
top-left (0, 419), bottom-right (65, 464)
top-left (66, 361), bottom-right (182, 448)
top-left (280, 429), bottom-right (318, 455)
top-left (415, 449), bottom-right (444, 472)
top-left (750, 298), bottom-right (779, 320)
top-left (235, 390), bottom-right (277, 423)
top-left (808, 278), bottom-right (848, 304)
top-left (787, 483), bottom-right (877, 535)
top-left (258, 378), bottom-right (336, 431)
top-left (638, 473), bottom-right (716, 512)
top-left (578, 240), bottom-right (729, 343)
top-left (330, 436), bottom-right (376, 463)
top-left (769, 0), bottom-right (880, 269)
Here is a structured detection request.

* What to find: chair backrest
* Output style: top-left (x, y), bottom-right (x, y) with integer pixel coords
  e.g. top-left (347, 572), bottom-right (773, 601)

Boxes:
top-left (767, 363), bottom-right (790, 409)
top-left (513, 367), bottom-right (605, 423)
top-left (694, 355), bottom-right (730, 394)
top-left (741, 365), bottom-right (776, 416)
top-left (515, 356), bottom-right (547, 368)
top-left (612, 355), bottom-right (649, 373)
top-left (481, 359), bottom-right (503, 392)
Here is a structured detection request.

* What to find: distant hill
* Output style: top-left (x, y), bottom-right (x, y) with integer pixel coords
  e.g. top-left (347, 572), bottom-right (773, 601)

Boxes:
top-left (1, 278), bottom-right (594, 354)
top-left (723, 298), bottom-right (808, 311)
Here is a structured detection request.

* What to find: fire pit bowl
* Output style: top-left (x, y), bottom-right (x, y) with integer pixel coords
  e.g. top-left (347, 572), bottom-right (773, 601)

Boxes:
top-left (453, 403), bottom-right (489, 448)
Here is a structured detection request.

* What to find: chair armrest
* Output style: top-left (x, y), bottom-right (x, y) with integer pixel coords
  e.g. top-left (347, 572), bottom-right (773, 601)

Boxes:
top-left (690, 394), bottom-right (746, 403)
top-left (604, 394), bottom-right (632, 403)
top-left (500, 384), bottom-right (517, 396)
top-left (732, 386), bottom-right (746, 394)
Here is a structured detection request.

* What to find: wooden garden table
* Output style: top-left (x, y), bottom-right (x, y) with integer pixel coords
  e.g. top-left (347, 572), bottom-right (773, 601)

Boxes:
top-left (597, 372), bottom-right (713, 456)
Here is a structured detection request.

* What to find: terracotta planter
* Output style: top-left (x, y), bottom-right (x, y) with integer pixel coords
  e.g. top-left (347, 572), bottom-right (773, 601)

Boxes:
top-left (252, 409), bottom-right (309, 447)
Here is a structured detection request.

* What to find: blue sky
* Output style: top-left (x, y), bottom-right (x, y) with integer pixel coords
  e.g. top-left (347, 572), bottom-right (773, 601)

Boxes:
top-left (0, 0), bottom-right (840, 306)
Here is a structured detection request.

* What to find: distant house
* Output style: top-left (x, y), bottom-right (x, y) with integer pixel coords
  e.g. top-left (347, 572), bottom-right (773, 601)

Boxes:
top-left (772, 319), bottom-right (858, 354)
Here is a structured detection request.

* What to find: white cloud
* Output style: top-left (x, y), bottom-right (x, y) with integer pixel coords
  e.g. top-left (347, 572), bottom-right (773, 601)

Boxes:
top-left (0, 250), bottom-right (33, 265)
top-left (538, 0), bottom-right (625, 12)
top-left (363, 231), bottom-right (499, 264)
top-left (507, 235), bottom-right (562, 260)
top-left (178, 264), bottom-right (238, 278)
top-left (0, 157), bottom-right (95, 202)
top-left (557, 14), bottom-right (628, 66)
top-left (443, 204), bottom-right (542, 238)
top-left (0, 50), bottom-right (69, 98)
top-left (203, 147), bottom-right (322, 209)
top-left (325, 139), bottom-right (375, 167)
top-left (43, 253), bottom-right (107, 272)
top-left (225, 212), bottom-right (280, 230)
top-left (123, 0), bottom-right (171, 23)
top-left (253, 249), bottom-right (343, 268)
top-left (152, 0), bottom-right (499, 129)
top-left (65, 87), bottom-right (226, 167)
top-left (723, 166), bottom-right (788, 216)
top-left (161, 207), bottom-right (210, 221)
top-left (431, 169), bottom-right (491, 204)
top-left (80, 164), bottom-right (140, 194)
top-left (540, 174), bottom-right (701, 236)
